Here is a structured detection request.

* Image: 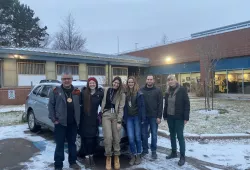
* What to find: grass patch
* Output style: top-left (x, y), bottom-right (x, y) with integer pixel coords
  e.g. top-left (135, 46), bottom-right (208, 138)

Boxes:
top-left (218, 109), bottom-right (228, 114)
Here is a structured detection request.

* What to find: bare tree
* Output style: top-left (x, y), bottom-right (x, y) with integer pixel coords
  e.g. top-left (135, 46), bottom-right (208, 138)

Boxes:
top-left (162, 34), bottom-right (168, 44)
top-left (53, 13), bottom-right (87, 51)
top-left (197, 39), bottom-right (221, 111)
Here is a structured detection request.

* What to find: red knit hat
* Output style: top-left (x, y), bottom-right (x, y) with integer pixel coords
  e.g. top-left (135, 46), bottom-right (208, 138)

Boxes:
top-left (88, 77), bottom-right (97, 83)
top-left (87, 77), bottom-right (98, 89)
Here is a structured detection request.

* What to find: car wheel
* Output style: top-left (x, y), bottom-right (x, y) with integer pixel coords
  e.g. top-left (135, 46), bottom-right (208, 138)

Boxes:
top-left (28, 110), bottom-right (41, 132)
top-left (76, 134), bottom-right (82, 153)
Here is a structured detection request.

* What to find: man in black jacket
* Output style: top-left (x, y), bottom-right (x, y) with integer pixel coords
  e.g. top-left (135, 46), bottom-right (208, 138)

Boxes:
top-left (140, 75), bottom-right (163, 160)
top-left (163, 74), bottom-right (190, 166)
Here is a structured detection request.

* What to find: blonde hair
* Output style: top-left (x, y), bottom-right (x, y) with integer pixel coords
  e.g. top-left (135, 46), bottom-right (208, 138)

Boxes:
top-left (167, 74), bottom-right (176, 81)
top-left (126, 76), bottom-right (139, 96)
top-left (166, 74), bottom-right (177, 93)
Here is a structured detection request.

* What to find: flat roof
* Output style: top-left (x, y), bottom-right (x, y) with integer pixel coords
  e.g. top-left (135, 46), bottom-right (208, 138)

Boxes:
top-left (0, 47), bottom-right (150, 67)
top-left (191, 20), bottom-right (250, 38)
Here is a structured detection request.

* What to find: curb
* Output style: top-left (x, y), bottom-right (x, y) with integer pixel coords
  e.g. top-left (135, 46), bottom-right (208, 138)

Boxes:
top-left (158, 129), bottom-right (250, 140)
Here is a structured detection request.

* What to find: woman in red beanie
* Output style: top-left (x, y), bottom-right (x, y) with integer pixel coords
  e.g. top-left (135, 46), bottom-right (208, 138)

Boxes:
top-left (78, 77), bottom-right (104, 166)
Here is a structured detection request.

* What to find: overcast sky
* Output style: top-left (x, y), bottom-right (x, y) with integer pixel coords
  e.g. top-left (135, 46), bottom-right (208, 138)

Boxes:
top-left (20, 0), bottom-right (250, 54)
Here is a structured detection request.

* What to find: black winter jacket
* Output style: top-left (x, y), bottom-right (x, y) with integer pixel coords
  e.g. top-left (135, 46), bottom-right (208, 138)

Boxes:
top-left (163, 86), bottom-right (190, 121)
top-left (140, 85), bottom-right (163, 119)
top-left (79, 87), bottom-right (104, 138)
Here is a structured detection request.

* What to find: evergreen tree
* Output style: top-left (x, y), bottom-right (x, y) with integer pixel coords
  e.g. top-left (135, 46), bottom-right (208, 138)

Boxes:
top-left (0, 0), bottom-right (48, 47)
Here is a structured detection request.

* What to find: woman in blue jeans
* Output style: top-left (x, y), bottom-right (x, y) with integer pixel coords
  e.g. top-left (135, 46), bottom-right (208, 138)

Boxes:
top-left (124, 76), bottom-right (146, 166)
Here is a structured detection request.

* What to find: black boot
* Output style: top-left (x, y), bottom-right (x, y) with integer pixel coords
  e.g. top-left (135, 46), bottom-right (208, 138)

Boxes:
top-left (166, 151), bottom-right (177, 159)
top-left (178, 155), bottom-right (185, 166)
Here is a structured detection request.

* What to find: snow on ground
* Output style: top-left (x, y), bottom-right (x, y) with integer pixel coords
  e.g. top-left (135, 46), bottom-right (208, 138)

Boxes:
top-left (0, 105), bottom-right (25, 113)
top-left (1, 97), bottom-right (250, 134)
top-left (156, 136), bottom-right (250, 170)
top-left (0, 105), bottom-right (25, 126)
top-left (0, 111), bottom-right (24, 126)
top-left (198, 109), bottom-right (219, 115)
top-left (0, 125), bottom-right (85, 170)
top-left (126, 152), bottom-right (197, 170)
top-left (0, 125), bottom-right (198, 170)
top-left (160, 98), bottom-right (250, 134)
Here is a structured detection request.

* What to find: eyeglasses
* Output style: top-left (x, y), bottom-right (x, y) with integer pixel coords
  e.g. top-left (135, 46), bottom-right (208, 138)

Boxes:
top-left (62, 78), bottom-right (72, 81)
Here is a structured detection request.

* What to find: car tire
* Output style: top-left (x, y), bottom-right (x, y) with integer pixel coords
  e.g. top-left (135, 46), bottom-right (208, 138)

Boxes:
top-left (28, 110), bottom-right (41, 132)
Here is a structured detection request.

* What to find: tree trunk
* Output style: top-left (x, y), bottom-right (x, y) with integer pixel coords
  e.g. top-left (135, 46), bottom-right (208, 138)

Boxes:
top-left (205, 76), bottom-right (211, 111)
top-left (204, 81), bottom-right (207, 111)
top-left (207, 84), bottom-right (211, 111)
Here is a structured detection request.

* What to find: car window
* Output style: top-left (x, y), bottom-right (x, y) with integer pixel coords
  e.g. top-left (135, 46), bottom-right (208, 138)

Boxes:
top-left (39, 85), bottom-right (52, 98)
top-left (32, 86), bottom-right (42, 95)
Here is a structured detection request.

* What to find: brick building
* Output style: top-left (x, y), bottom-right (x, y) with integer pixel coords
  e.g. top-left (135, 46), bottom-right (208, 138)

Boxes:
top-left (125, 20), bottom-right (250, 97)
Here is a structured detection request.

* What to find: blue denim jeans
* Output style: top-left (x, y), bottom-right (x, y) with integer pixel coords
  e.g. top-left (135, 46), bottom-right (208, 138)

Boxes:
top-left (126, 115), bottom-right (142, 155)
top-left (141, 117), bottom-right (158, 153)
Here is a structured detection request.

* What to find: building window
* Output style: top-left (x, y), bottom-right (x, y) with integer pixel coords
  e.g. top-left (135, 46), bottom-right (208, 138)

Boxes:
top-left (243, 70), bottom-right (250, 94)
top-left (18, 60), bottom-right (45, 74)
top-left (88, 66), bottom-right (105, 75)
top-left (227, 70), bottom-right (242, 94)
top-left (190, 73), bottom-right (201, 83)
top-left (214, 71), bottom-right (227, 93)
top-left (57, 63), bottom-right (79, 75)
top-left (113, 67), bottom-right (128, 76)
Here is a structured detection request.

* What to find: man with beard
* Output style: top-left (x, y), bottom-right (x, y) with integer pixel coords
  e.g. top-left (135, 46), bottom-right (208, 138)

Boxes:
top-left (140, 75), bottom-right (163, 160)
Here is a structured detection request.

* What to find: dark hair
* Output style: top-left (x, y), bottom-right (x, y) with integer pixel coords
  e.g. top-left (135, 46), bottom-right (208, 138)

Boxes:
top-left (112, 76), bottom-right (124, 102)
top-left (146, 74), bottom-right (154, 79)
top-left (83, 77), bottom-right (98, 115)
top-left (112, 76), bottom-right (122, 90)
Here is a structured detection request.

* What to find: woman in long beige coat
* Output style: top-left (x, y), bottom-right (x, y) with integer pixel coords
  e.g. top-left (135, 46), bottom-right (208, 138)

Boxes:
top-left (101, 76), bottom-right (126, 170)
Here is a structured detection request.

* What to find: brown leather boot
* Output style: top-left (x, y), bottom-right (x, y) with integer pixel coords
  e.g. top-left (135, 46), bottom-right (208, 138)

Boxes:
top-left (106, 156), bottom-right (112, 170)
top-left (114, 155), bottom-right (120, 170)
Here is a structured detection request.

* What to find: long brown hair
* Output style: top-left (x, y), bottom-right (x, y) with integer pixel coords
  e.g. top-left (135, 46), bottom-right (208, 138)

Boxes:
top-left (83, 77), bottom-right (98, 115)
top-left (112, 76), bottom-right (124, 103)
top-left (126, 76), bottom-right (139, 97)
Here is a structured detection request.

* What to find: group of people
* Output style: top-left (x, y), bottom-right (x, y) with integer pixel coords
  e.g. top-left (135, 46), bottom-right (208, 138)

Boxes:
top-left (48, 72), bottom-right (190, 170)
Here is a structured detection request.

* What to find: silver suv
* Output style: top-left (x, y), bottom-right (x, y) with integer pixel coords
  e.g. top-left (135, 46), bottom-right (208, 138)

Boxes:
top-left (24, 81), bottom-right (128, 153)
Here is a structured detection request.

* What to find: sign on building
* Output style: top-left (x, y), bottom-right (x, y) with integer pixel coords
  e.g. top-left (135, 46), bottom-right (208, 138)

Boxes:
top-left (8, 90), bottom-right (15, 99)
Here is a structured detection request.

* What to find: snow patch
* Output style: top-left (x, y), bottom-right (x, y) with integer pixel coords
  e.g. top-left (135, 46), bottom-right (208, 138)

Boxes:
top-left (156, 136), bottom-right (250, 170)
top-left (0, 125), bottom-right (85, 169)
top-left (125, 151), bottom-right (197, 170)
top-left (198, 109), bottom-right (219, 114)
top-left (0, 105), bottom-right (25, 113)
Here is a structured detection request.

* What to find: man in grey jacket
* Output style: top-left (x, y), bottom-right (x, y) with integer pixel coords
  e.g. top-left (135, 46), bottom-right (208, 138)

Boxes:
top-left (49, 72), bottom-right (81, 170)
top-left (140, 75), bottom-right (163, 160)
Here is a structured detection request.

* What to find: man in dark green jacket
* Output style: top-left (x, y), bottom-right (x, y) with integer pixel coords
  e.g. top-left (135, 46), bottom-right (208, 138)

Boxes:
top-left (140, 75), bottom-right (163, 160)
